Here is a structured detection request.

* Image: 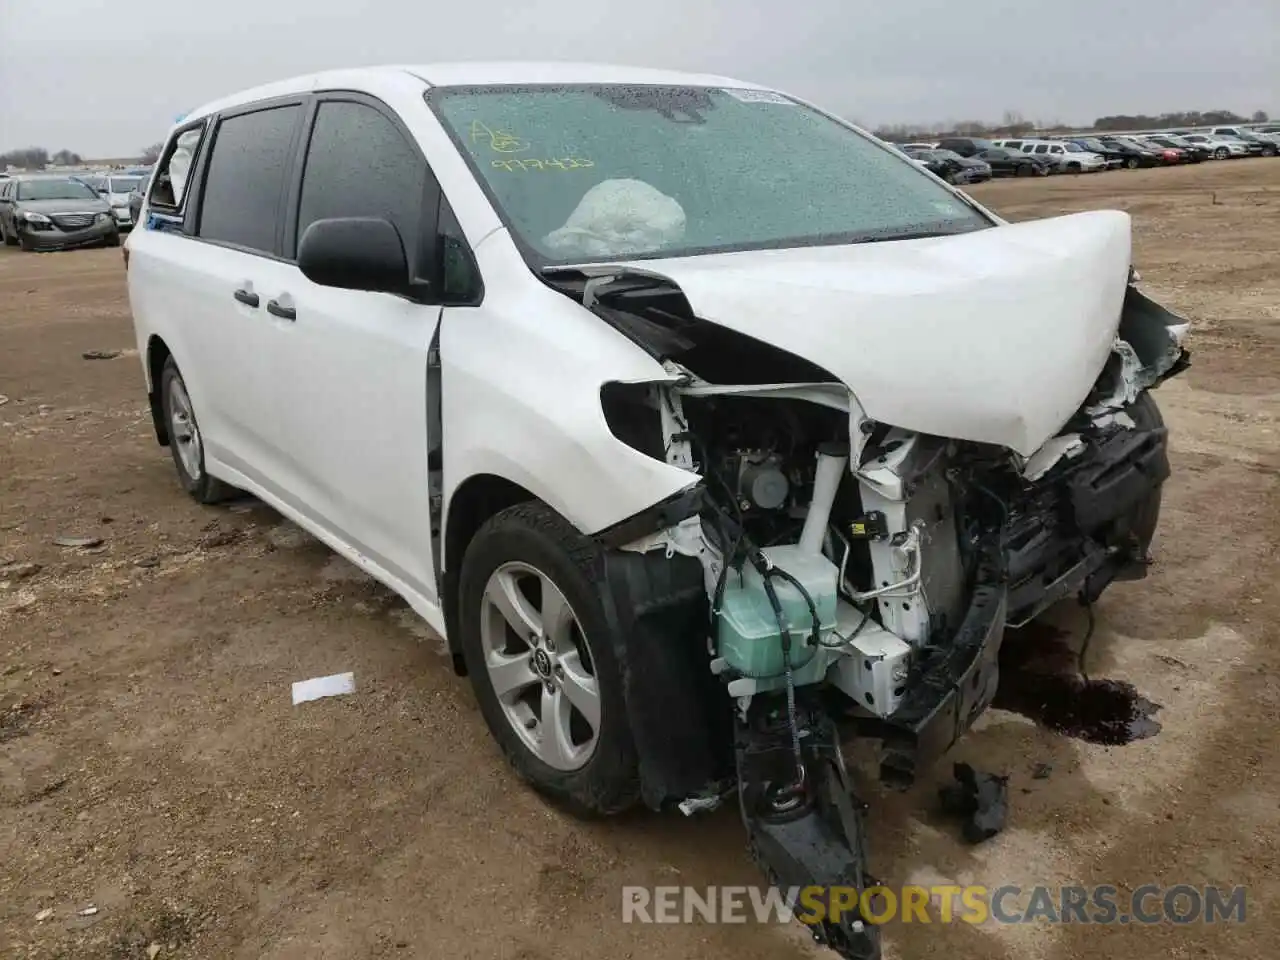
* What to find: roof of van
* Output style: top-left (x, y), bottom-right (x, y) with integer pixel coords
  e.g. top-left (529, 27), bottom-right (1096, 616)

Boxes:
top-left (184, 62), bottom-right (764, 125)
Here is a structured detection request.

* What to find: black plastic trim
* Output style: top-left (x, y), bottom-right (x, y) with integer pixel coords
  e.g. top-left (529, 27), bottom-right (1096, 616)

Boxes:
top-left (593, 485), bottom-right (706, 548)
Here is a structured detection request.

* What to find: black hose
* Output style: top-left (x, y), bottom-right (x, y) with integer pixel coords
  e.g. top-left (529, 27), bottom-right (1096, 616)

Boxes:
top-left (761, 563), bottom-right (823, 652)
top-left (754, 558), bottom-right (805, 789)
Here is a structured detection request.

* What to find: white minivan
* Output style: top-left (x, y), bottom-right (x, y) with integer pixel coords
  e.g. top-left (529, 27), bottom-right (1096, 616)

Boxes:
top-left (126, 63), bottom-right (1188, 959)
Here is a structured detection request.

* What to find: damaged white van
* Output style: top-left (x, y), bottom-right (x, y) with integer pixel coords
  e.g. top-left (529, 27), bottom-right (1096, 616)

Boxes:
top-left (126, 64), bottom-right (1187, 960)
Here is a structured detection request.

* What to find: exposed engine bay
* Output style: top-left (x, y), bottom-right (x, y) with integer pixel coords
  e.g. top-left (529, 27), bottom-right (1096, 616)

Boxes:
top-left (545, 251), bottom-right (1188, 960)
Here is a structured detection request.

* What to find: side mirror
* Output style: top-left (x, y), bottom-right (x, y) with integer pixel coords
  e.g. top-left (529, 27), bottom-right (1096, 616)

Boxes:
top-left (298, 217), bottom-right (412, 296)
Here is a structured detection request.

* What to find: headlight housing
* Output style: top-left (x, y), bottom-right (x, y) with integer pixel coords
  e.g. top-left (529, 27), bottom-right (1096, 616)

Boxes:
top-left (19, 211), bottom-right (51, 223)
top-left (96, 213), bottom-right (111, 223)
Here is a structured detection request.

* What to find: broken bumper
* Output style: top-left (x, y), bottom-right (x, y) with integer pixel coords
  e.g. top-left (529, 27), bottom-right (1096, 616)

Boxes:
top-left (1006, 410), bottom-right (1170, 626)
top-left (859, 562), bottom-right (1007, 788)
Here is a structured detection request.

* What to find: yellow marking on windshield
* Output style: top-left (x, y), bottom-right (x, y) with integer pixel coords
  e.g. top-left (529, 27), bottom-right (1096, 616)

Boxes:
top-left (491, 157), bottom-right (594, 172)
top-left (470, 120), bottom-right (530, 154)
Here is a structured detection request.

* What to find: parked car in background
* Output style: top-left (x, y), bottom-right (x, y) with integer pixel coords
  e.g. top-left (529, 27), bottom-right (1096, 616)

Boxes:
top-left (1103, 136), bottom-right (1184, 165)
top-left (71, 173), bottom-right (106, 193)
top-left (0, 175), bottom-right (119, 250)
top-left (976, 146), bottom-right (1050, 177)
top-left (1063, 139), bottom-right (1123, 169)
top-left (1073, 137), bottom-right (1163, 168)
top-left (97, 173), bottom-right (145, 230)
top-left (1175, 133), bottom-right (1249, 159)
top-left (1020, 140), bottom-right (1107, 173)
top-left (934, 136), bottom-right (996, 158)
top-left (1205, 128), bottom-right (1278, 156)
top-left (128, 175), bottom-right (151, 227)
top-left (1137, 135), bottom-right (1209, 163)
top-left (903, 147), bottom-right (991, 183)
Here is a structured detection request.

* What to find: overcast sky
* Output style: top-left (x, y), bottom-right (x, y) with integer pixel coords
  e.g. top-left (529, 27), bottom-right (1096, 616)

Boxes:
top-left (1, 0), bottom-right (1275, 156)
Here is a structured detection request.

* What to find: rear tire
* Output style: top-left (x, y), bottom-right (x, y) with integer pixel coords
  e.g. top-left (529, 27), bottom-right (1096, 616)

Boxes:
top-left (458, 501), bottom-right (640, 817)
top-left (1262, 145), bottom-right (1278, 157)
top-left (1015, 163), bottom-right (1033, 177)
top-left (159, 357), bottom-right (235, 504)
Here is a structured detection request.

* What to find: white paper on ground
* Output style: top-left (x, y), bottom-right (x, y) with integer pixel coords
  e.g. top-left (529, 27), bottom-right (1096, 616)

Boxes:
top-left (292, 672), bottom-right (356, 705)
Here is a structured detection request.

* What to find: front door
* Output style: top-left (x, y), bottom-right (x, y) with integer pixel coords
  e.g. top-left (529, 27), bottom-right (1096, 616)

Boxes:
top-left (263, 95), bottom-right (444, 606)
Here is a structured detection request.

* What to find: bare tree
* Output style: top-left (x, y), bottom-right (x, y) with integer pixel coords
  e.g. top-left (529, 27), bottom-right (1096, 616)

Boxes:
top-left (0, 146), bottom-right (50, 170)
top-left (139, 142), bottom-right (165, 164)
top-left (1252, 110), bottom-right (1270, 123)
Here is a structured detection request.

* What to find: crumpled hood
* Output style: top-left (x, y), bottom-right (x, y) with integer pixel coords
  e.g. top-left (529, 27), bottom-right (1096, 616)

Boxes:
top-left (619, 210), bottom-right (1133, 456)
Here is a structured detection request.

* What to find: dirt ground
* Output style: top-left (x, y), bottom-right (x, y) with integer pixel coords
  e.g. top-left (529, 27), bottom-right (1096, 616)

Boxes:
top-left (2, 160), bottom-right (1277, 960)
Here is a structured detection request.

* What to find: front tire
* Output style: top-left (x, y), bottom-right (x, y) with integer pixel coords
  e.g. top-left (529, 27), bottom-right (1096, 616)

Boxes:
top-left (458, 502), bottom-right (640, 817)
top-left (1126, 157), bottom-right (1140, 169)
top-left (1214, 147), bottom-right (1229, 160)
top-left (159, 357), bottom-right (234, 504)
top-left (1122, 392), bottom-right (1165, 552)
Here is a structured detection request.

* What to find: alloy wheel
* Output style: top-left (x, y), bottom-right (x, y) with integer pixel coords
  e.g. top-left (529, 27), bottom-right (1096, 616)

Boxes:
top-left (479, 561), bottom-right (601, 771)
top-left (167, 376), bottom-right (203, 480)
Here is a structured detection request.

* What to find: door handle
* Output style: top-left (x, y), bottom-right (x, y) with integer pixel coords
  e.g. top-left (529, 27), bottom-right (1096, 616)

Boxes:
top-left (233, 288), bottom-right (260, 308)
top-left (266, 299), bottom-right (296, 321)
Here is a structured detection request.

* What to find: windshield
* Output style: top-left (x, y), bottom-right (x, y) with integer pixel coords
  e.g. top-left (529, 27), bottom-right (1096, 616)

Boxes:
top-left (16, 179), bottom-right (98, 201)
top-left (107, 177), bottom-right (141, 194)
top-left (430, 85), bottom-right (988, 264)
top-left (1063, 143), bottom-right (1087, 152)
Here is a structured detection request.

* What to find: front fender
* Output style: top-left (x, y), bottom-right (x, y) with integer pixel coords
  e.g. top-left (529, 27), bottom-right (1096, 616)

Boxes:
top-left (438, 239), bottom-right (699, 556)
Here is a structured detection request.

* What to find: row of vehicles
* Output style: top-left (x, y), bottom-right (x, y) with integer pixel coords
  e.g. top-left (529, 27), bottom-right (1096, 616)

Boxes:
top-left (895, 126), bottom-right (1280, 183)
top-left (0, 167), bottom-right (151, 251)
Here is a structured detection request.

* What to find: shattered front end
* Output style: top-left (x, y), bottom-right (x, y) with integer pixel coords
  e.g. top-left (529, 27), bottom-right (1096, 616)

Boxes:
top-left (554, 239), bottom-right (1188, 959)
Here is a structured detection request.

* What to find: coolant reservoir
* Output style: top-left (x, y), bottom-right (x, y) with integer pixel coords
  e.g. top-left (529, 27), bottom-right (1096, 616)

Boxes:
top-left (716, 545), bottom-right (838, 679)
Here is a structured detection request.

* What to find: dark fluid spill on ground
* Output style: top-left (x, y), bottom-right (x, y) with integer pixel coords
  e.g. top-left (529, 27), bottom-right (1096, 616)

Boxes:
top-left (993, 623), bottom-right (1163, 745)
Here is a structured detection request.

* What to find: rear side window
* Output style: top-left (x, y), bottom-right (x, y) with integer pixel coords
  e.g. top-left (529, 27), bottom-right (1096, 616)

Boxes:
top-left (295, 100), bottom-right (427, 259)
top-left (199, 104), bottom-right (301, 254)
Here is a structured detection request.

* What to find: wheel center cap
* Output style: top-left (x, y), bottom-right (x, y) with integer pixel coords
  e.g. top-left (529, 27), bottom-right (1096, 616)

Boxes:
top-left (532, 648), bottom-right (553, 679)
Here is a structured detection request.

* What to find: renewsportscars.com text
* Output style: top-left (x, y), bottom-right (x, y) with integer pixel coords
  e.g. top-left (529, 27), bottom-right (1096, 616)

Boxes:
top-left (621, 884), bottom-right (1247, 926)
